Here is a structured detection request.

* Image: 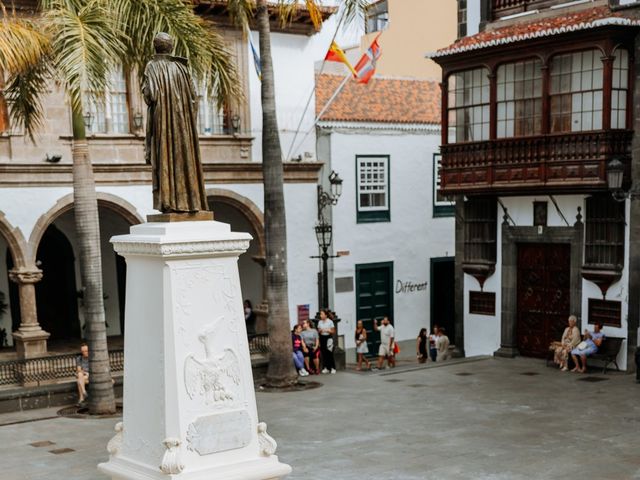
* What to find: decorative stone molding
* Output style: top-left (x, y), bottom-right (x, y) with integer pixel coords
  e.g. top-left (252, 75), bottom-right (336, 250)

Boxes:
top-left (107, 422), bottom-right (123, 457)
top-left (8, 268), bottom-right (43, 284)
top-left (112, 238), bottom-right (251, 257)
top-left (159, 438), bottom-right (184, 475)
top-left (257, 423), bottom-right (277, 457)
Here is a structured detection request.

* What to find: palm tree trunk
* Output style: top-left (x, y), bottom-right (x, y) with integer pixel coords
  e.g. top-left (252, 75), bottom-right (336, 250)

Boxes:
top-left (257, 0), bottom-right (297, 386)
top-left (71, 105), bottom-right (116, 414)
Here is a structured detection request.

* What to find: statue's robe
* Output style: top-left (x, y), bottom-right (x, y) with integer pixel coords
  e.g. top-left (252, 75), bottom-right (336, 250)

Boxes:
top-left (143, 54), bottom-right (207, 213)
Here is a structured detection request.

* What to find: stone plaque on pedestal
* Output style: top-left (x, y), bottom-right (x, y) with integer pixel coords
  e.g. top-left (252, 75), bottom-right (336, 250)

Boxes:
top-left (98, 220), bottom-right (291, 480)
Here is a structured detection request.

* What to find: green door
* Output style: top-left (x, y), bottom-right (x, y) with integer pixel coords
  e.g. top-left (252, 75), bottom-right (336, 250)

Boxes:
top-left (356, 262), bottom-right (394, 356)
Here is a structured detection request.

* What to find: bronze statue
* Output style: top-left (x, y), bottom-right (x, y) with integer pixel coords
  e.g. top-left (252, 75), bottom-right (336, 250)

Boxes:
top-left (143, 32), bottom-right (208, 215)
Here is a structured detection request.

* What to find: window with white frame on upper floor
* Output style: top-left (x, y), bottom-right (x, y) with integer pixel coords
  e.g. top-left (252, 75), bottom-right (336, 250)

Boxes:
top-left (356, 155), bottom-right (390, 223)
top-left (550, 49), bottom-right (603, 133)
top-left (611, 48), bottom-right (629, 129)
top-left (365, 0), bottom-right (389, 34)
top-left (497, 59), bottom-right (543, 137)
top-left (197, 85), bottom-right (229, 136)
top-left (83, 66), bottom-right (130, 135)
top-left (447, 67), bottom-right (490, 143)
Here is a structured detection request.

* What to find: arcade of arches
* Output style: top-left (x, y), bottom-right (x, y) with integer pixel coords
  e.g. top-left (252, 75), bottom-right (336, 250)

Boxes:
top-left (0, 192), bottom-right (266, 358)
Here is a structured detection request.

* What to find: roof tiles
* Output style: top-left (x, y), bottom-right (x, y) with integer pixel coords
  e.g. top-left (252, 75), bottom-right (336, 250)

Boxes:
top-left (315, 74), bottom-right (440, 125)
top-left (431, 6), bottom-right (640, 58)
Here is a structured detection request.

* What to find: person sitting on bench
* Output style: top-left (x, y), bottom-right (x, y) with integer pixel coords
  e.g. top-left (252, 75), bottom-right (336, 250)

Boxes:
top-left (570, 322), bottom-right (604, 373)
top-left (76, 343), bottom-right (89, 405)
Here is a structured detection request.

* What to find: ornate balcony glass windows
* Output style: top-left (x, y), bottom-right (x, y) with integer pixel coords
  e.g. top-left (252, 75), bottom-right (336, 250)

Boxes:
top-left (611, 49), bottom-right (629, 129)
top-left (497, 59), bottom-right (543, 137)
top-left (84, 66), bottom-right (130, 134)
top-left (550, 49), bottom-right (603, 133)
top-left (447, 67), bottom-right (490, 143)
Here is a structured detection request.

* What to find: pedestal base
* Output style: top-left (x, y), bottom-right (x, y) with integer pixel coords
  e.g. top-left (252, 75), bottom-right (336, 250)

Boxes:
top-left (103, 221), bottom-right (290, 479)
top-left (493, 346), bottom-right (519, 358)
top-left (12, 328), bottom-right (50, 359)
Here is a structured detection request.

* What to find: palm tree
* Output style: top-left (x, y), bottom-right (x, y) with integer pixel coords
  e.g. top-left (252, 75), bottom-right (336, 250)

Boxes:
top-left (227, 0), bottom-right (365, 387)
top-left (2, 0), bottom-right (241, 414)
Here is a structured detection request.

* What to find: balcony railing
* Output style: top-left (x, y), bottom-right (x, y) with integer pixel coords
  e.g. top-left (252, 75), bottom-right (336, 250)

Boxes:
top-left (439, 130), bottom-right (632, 196)
top-left (492, 0), bottom-right (570, 19)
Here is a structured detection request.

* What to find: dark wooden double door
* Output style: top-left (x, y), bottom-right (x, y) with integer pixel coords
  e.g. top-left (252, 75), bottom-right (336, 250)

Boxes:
top-left (356, 262), bottom-right (393, 356)
top-left (517, 243), bottom-right (570, 358)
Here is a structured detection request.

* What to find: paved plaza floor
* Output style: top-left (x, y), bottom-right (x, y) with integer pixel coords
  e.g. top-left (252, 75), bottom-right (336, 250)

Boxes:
top-left (0, 356), bottom-right (638, 480)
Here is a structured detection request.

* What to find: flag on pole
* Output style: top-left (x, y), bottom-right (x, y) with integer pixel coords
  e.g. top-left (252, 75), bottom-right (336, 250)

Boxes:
top-left (249, 36), bottom-right (262, 81)
top-left (325, 41), bottom-right (358, 77)
top-left (354, 34), bottom-right (382, 84)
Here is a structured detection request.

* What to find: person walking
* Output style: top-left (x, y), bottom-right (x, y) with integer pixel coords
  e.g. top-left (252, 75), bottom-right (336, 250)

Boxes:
top-left (355, 320), bottom-right (371, 371)
top-left (372, 316), bottom-right (395, 369)
top-left (317, 309), bottom-right (336, 374)
top-left (416, 328), bottom-right (428, 364)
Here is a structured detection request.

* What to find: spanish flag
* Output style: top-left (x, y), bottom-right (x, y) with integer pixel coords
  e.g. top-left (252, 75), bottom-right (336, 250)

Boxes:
top-left (325, 41), bottom-right (357, 77)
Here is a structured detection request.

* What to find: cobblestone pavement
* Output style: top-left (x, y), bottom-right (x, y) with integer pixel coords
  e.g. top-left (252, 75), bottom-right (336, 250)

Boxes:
top-left (0, 356), bottom-right (638, 480)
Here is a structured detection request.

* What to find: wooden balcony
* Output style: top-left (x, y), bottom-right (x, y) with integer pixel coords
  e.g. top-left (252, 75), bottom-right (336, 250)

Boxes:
top-left (491, 0), bottom-right (567, 19)
top-left (439, 130), bottom-right (632, 196)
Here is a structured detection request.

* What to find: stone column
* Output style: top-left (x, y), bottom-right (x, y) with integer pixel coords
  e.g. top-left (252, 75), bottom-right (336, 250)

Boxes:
top-left (9, 267), bottom-right (50, 359)
top-left (452, 195), bottom-right (466, 357)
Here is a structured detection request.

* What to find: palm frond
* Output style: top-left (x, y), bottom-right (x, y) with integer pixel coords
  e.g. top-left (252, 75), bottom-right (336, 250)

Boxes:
top-left (5, 58), bottom-right (51, 142)
top-left (225, 0), bottom-right (254, 34)
top-left (43, 0), bottom-right (126, 113)
top-left (0, 5), bottom-right (49, 75)
top-left (110, 0), bottom-right (242, 106)
top-left (340, 0), bottom-right (368, 27)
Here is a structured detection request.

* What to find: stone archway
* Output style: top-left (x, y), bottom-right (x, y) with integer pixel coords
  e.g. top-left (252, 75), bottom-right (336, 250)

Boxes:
top-left (21, 193), bottom-right (143, 351)
top-left (206, 189), bottom-right (267, 333)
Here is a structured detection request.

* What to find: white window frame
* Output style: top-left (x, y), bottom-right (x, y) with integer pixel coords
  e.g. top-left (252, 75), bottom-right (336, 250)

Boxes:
top-left (356, 155), bottom-right (390, 222)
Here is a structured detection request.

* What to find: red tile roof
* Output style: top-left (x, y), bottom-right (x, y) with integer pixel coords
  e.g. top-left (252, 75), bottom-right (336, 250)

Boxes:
top-left (315, 74), bottom-right (441, 125)
top-left (431, 6), bottom-right (640, 58)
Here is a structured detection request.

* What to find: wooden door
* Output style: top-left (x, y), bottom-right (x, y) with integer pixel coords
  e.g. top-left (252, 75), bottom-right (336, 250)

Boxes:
top-left (356, 262), bottom-right (393, 356)
top-left (431, 258), bottom-right (455, 342)
top-left (517, 243), bottom-right (570, 357)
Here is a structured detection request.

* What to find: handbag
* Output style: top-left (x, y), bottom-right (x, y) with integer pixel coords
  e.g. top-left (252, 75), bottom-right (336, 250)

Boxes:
top-left (393, 342), bottom-right (400, 354)
top-left (577, 341), bottom-right (588, 351)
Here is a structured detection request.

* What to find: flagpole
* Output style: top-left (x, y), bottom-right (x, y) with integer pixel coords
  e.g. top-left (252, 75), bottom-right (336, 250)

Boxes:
top-left (288, 73), bottom-right (351, 158)
top-left (283, 8), bottom-right (347, 162)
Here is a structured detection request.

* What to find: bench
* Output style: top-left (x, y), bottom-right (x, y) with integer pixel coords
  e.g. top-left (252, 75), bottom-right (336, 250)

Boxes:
top-left (590, 336), bottom-right (624, 374)
top-left (546, 336), bottom-right (624, 374)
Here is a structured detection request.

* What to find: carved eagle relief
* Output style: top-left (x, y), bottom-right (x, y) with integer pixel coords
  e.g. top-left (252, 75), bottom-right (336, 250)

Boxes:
top-left (184, 319), bottom-right (242, 407)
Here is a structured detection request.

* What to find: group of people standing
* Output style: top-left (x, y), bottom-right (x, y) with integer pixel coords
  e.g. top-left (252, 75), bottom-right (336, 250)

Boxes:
top-left (551, 315), bottom-right (605, 373)
top-left (291, 310), bottom-right (337, 376)
top-left (417, 326), bottom-right (450, 363)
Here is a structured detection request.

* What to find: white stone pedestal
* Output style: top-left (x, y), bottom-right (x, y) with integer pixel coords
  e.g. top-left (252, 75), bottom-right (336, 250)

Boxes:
top-left (98, 221), bottom-right (291, 480)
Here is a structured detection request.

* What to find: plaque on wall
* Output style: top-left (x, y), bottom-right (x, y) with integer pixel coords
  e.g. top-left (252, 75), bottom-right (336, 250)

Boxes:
top-left (469, 291), bottom-right (496, 316)
top-left (588, 298), bottom-right (621, 328)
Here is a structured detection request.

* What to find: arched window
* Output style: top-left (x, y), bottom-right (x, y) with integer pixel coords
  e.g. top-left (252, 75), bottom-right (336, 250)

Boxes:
top-left (496, 59), bottom-right (543, 137)
top-left (447, 67), bottom-right (490, 143)
top-left (611, 48), bottom-right (629, 129)
top-left (550, 49), bottom-right (603, 132)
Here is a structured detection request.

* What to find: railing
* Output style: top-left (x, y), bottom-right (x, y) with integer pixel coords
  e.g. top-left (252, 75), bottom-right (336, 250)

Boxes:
top-left (0, 335), bottom-right (271, 388)
top-left (0, 350), bottom-right (124, 387)
top-left (248, 333), bottom-right (270, 355)
top-left (492, 0), bottom-right (568, 19)
top-left (439, 130), bottom-right (632, 196)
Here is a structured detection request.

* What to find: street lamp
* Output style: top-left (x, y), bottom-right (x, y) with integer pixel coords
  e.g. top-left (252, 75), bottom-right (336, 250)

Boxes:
top-left (607, 158), bottom-right (640, 202)
top-left (133, 111), bottom-right (144, 130)
top-left (317, 170), bottom-right (343, 220)
top-left (83, 111), bottom-right (93, 131)
top-left (314, 221), bottom-right (333, 311)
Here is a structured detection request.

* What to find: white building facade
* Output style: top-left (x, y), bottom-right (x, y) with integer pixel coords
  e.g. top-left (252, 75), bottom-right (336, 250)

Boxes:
top-left (316, 74), bottom-right (455, 353)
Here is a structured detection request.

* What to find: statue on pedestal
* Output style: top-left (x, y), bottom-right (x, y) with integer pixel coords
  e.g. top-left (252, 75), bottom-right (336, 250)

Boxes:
top-left (143, 32), bottom-right (209, 217)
